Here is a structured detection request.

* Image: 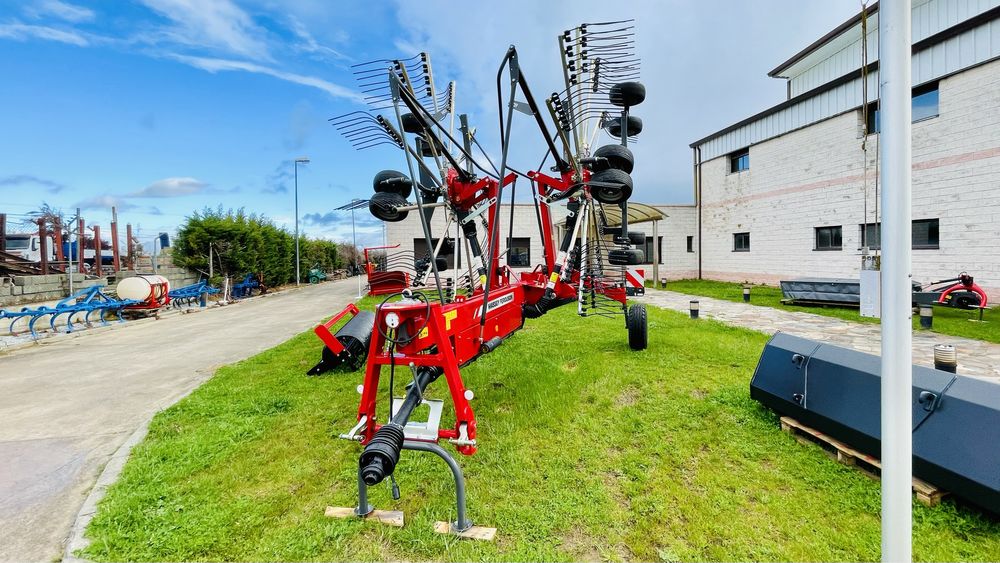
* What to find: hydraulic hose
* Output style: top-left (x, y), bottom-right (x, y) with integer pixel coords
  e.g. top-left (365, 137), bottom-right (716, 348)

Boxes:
top-left (358, 365), bottom-right (443, 485)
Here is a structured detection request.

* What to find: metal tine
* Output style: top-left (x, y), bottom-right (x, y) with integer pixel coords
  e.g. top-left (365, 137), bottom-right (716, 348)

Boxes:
top-left (350, 53), bottom-right (422, 70)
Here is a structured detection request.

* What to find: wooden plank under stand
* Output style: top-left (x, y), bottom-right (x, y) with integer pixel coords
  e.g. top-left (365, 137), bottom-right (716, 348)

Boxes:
top-left (779, 416), bottom-right (949, 507)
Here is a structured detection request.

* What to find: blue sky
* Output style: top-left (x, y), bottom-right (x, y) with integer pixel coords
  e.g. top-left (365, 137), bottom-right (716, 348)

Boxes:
top-left (0, 0), bottom-right (858, 248)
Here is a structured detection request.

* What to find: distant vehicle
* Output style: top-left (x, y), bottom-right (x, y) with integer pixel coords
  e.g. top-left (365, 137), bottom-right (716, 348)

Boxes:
top-left (308, 266), bottom-right (328, 284)
top-left (4, 234), bottom-right (55, 263)
top-left (61, 241), bottom-right (114, 266)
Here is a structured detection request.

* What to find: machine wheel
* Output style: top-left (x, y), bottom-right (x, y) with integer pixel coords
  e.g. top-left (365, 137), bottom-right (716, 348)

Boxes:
top-left (610, 81), bottom-right (646, 107)
top-left (308, 275), bottom-right (320, 284)
top-left (626, 231), bottom-right (645, 246)
top-left (606, 115), bottom-right (643, 138)
top-left (593, 144), bottom-right (634, 173)
top-left (369, 192), bottom-right (409, 222)
top-left (950, 291), bottom-right (982, 309)
top-left (608, 248), bottom-right (644, 265)
top-left (400, 112), bottom-right (423, 133)
top-left (627, 303), bottom-right (648, 350)
top-left (372, 170), bottom-right (413, 199)
top-left (589, 168), bottom-right (634, 204)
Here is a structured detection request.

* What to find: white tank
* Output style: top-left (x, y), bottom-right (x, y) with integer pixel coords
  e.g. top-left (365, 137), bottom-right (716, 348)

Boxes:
top-left (116, 274), bottom-right (170, 301)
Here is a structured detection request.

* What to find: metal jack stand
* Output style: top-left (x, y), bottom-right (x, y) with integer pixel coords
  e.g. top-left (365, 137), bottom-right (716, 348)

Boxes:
top-left (326, 399), bottom-right (497, 541)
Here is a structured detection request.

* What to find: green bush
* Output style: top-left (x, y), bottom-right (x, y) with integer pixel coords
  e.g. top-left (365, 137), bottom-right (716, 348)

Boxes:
top-left (172, 207), bottom-right (344, 286)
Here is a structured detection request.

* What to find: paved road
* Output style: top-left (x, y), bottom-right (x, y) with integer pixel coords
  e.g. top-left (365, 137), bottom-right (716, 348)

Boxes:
top-left (644, 289), bottom-right (1000, 380)
top-left (0, 279), bottom-right (357, 562)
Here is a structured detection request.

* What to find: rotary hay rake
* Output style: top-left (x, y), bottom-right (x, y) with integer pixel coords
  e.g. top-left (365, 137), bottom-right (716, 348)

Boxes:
top-left (316, 20), bottom-right (648, 538)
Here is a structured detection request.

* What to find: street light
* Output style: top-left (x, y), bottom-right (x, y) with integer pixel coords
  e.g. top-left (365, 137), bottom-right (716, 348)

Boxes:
top-left (294, 157), bottom-right (310, 286)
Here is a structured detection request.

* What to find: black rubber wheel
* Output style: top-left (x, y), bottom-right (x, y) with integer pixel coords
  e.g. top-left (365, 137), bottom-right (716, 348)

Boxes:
top-left (606, 115), bottom-right (643, 138)
top-left (627, 303), bottom-right (648, 350)
top-left (610, 81), bottom-right (646, 108)
top-left (608, 248), bottom-right (644, 265)
top-left (401, 112), bottom-right (423, 133)
top-left (369, 191), bottom-right (409, 222)
top-left (593, 144), bottom-right (634, 173)
top-left (372, 170), bottom-right (413, 199)
top-left (434, 256), bottom-right (448, 271)
top-left (951, 291), bottom-right (981, 309)
top-left (612, 231), bottom-right (645, 246)
top-left (589, 168), bottom-right (634, 204)
top-left (416, 136), bottom-right (444, 158)
top-left (308, 275), bottom-right (319, 284)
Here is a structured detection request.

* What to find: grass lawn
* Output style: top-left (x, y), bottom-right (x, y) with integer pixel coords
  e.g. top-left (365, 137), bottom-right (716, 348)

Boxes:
top-left (81, 299), bottom-right (1000, 562)
top-left (659, 279), bottom-right (1000, 344)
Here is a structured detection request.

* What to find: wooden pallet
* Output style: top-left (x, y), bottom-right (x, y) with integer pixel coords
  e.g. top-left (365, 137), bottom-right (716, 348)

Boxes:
top-left (779, 416), bottom-right (949, 507)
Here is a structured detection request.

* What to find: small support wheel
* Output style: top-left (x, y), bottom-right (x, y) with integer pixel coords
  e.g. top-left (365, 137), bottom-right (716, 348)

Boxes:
top-left (627, 303), bottom-right (647, 351)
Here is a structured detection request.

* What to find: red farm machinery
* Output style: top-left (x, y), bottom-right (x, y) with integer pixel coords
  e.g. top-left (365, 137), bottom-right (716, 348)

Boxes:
top-left (314, 20), bottom-right (649, 538)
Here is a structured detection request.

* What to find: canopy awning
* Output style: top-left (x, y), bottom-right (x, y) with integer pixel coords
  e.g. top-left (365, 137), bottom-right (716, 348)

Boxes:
top-left (556, 202), bottom-right (665, 228)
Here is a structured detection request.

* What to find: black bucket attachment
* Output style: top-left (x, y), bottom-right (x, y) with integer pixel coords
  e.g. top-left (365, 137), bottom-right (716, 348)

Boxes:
top-left (751, 332), bottom-right (1000, 514)
top-left (307, 309), bottom-right (375, 375)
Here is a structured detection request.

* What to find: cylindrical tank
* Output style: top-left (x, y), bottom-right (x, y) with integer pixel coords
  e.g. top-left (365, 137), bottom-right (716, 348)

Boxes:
top-left (116, 274), bottom-right (170, 303)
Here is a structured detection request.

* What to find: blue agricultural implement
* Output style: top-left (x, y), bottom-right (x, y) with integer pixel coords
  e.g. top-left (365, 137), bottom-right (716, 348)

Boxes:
top-left (0, 285), bottom-right (139, 339)
top-left (168, 280), bottom-right (220, 308)
top-left (231, 273), bottom-right (266, 300)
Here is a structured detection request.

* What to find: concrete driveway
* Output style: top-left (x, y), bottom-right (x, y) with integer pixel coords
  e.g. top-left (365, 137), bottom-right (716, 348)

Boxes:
top-left (0, 279), bottom-right (358, 562)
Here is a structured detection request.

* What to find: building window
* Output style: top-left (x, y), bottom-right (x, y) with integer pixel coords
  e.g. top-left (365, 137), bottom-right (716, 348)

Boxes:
top-left (733, 232), bottom-right (750, 252)
top-left (413, 237), bottom-right (456, 269)
top-left (912, 219), bottom-right (939, 249)
top-left (859, 219), bottom-right (939, 250)
top-left (860, 222), bottom-right (881, 249)
top-left (507, 237), bottom-right (531, 267)
top-left (814, 225), bottom-right (843, 251)
top-left (729, 148), bottom-right (749, 173)
top-left (641, 236), bottom-right (663, 264)
top-left (686, 235), bottom-right (694, 253)
top-left (865, 83), bottom-right (939, 134)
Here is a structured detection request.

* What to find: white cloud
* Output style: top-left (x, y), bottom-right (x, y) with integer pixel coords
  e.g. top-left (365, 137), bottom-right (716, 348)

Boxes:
top-left (138, 0), bottom-right (271, 61)
top-left (287, 16), bottom-right (347, 61)
top-left (129, 177), bottom-right (207, 198)
top-left (76, 194), bottom-right (137, 211)
top-left (26, 0), bottom-right (96, 23)
top-left (168, 54), bottom-right (362, 102)
top-left (0, 22), bottom-right (88, 46)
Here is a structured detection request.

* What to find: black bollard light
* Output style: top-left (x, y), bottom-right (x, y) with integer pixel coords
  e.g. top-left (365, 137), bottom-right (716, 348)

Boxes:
top-left (742, 284), bottom-right (751, 303)
top-left (690, 300), bottom-right (700, 319)
top-left (934, 344), bottom-right (957, 373)
top-left (919, 304), bottom-right (933, 329)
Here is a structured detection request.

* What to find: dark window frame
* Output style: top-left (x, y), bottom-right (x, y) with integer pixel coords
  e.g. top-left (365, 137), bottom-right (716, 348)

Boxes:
top-left (729, 148), bottom-right (750, 173)
top-left (814, 225), bottom-right (843, 251)
top-left (859, 219), bottom-right (939, 250)
top-left (641, 236), bottom-right (663, 265)
top-left (733, 232), bottom-right (750, 252)
top-left (686, 235), bottom-right (694, 253)
top-left (865, 82), bottom-right (939, 135)
top-left (506, 236), bottom-right (531, 267)
top-left (912, 218), bottom-right (940, 249)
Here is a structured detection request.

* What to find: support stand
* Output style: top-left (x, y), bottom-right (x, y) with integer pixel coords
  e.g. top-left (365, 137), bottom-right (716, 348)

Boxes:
top-left (327, 410), bottom-right (496, 540)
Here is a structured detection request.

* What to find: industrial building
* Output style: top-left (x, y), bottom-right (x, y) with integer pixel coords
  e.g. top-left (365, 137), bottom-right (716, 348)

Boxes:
top-left (690, 0), bottom-right (1000, 300)
top-left (385, 0), bottom-right (1000, 299)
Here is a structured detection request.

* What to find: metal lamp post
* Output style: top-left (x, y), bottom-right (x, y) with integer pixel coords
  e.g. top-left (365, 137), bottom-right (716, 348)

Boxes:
top-left (879, 1), bottom-right (913, 560)
top-left (294, 157), bottom-right (310, 286)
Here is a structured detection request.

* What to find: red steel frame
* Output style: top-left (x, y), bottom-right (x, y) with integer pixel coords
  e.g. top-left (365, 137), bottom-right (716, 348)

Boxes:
top-left (318, 158), bottom-right (627, 462)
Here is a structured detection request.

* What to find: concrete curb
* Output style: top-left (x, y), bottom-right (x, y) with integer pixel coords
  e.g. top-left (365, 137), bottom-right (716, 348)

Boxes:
top-left (57, 282), bottom-right (345, 562)
top-left (62, 420), bottom-right (151, 563)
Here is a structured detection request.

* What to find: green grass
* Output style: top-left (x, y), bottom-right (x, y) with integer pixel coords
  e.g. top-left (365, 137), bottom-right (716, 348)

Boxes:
top-left (658, 278), bottom-right (1000, 343)
top-left (81, 299), bottom-right (1000, 562)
